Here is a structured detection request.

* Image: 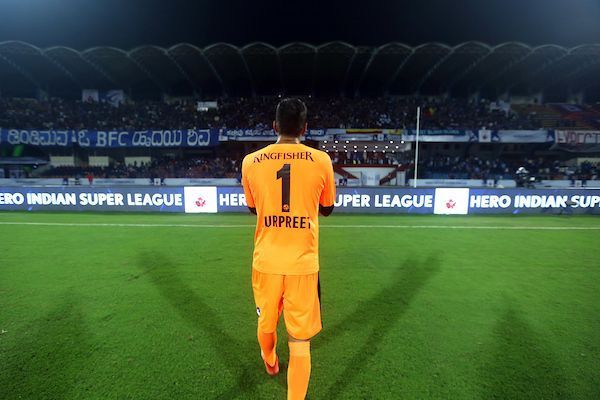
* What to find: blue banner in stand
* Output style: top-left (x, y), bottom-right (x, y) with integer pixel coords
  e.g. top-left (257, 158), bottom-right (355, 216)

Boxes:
top-left (218, 129), bottom-right (329, 141)
top-left (0, 128), bottom-right (218, 147)
top-left (401, 129), bottom-right (478, 143)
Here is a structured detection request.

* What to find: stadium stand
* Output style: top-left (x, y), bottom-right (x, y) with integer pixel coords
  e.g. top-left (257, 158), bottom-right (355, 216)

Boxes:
top-left (19, 150), bottom-right (596, 183)
top-left (1, 96), bottom-right (536, 130)
top-left (39, 157), bottom-right (241, 180)
top-left (1, 41), bottom-right (600, 186)
top-left (1, 95), bottom-right (599, 183)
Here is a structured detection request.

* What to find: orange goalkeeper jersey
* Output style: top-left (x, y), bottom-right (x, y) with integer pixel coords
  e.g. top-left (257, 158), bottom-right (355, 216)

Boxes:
top-left (242, 143), bottom-right (336, 275)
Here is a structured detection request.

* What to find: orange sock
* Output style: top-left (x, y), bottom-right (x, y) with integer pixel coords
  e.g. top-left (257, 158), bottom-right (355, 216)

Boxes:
top-left (257, 329), bottom-right (277, 366)
top-left (287, 341), bottom-right (311, 400)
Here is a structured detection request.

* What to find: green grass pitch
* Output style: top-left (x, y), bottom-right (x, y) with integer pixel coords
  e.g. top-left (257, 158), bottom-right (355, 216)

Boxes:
top-left (1, 212), bottom-right (599, 399)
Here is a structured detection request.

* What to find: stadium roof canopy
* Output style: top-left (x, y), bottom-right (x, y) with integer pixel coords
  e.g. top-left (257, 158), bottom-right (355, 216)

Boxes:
top-left (1, 41), bottom-right (600, 99)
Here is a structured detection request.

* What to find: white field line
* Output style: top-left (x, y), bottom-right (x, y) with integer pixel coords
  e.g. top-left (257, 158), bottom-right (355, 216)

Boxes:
top-left (0, 221), bottom-right (599, 230)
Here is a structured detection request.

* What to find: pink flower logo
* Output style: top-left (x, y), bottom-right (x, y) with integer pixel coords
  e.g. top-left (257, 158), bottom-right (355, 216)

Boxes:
top-left (195, 197), bottom-right (206, 208)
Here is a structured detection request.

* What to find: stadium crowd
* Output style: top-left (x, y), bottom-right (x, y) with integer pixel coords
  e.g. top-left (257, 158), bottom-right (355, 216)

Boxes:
top-left (43, 157), bottom-right (241, 180)
top-left (416, 156), bottom-right (598, 181)
top-left (3, 95), bottom-right (597, 183)
top-left (38, 151), bottom-right (598, 183)
top-left (1, 96), bottom-right (538, 130)
top-left (331, 151), bottom-right (599, 181)
top-left (415, 155), bottom-right (554, 180)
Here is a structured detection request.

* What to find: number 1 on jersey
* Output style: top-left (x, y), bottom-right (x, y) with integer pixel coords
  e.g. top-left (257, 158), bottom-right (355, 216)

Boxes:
top-left (276, 163), bottom-right (291, 212)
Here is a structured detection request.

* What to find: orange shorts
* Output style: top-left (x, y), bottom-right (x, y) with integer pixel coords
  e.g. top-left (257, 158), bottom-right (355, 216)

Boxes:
top-left (252, 269), bottom-right (322, 340)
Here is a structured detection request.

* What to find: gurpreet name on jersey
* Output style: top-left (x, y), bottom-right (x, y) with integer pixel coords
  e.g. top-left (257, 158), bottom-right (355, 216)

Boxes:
top-left (264, 215), bottom-right (312, 229)
top-left (253, 151), bottom-right (315, 163)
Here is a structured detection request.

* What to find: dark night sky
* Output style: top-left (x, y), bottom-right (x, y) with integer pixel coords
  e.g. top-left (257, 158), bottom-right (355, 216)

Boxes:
top-left (0, 0), bottom-right (599, 49)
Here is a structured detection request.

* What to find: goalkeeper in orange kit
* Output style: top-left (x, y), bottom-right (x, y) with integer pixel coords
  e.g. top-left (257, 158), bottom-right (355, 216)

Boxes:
top-left (241, 98), bottom-right (335, 400)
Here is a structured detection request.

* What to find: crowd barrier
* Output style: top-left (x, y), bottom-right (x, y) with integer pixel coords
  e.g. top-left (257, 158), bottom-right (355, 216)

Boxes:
top-left (1, 186), bottom-right (599, 215)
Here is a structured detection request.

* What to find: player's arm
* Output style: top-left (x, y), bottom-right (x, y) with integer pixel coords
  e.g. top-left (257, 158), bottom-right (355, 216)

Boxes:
top-left (319, 154), bottom-right (336, 217)
top-left (319, 204), bottom-right (334, 216)
top-left (241, 156), bottom-right (256, 215)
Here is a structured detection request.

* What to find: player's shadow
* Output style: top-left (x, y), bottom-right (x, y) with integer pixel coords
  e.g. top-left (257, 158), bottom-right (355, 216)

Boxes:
top-left (479, 302), bottom-right (570, 399)
top-left (0, 293), bottom-right (89, 400)
top-left (315, 255), bottom-right (440, 399)
top-left (137, 251), bottom-right (285, 400)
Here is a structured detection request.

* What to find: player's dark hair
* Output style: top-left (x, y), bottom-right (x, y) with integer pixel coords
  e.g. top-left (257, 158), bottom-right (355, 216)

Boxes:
top-left (275, 98), bottom-right (307, 137)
